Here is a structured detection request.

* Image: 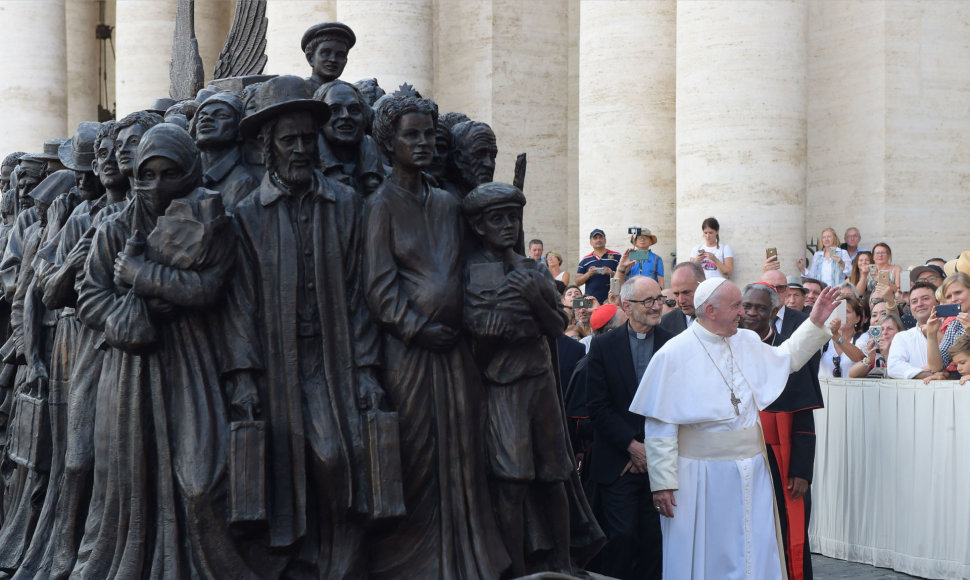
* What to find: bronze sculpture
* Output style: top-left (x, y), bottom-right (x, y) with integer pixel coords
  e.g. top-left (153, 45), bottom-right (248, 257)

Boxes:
top-left (362, 88), bottom-right (510, 579)
top-left (302, 22), bottom-right (356, 94)
top-left (0, 16), bottom-right (607, 580)
top-left (313, 80), bottom-right (385, 196)
top-left (192, 91), bottom-right (258, 210)
top-left (43, 120), bottom-right (129, 579)
top-left (13, 122), bottom-right (103, 579)
top-left (74, 123), bottom-right (257, 578)
top-left (232, 74), bottom-right (390, 578)
top-left (446, 120), bottom-right (498, 199)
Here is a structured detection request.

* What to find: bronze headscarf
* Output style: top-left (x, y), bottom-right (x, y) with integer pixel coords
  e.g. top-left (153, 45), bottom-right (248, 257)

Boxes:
top-left (133, 123), bottom-right (203, 195)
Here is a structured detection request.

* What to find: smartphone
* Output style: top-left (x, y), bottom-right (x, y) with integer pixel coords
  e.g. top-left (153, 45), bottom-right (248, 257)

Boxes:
top-left (627, 227), bottom-right (642, 236)
top-left (869, 264), bottom-right (878, 276)
top-left (878, 271), bottom-right (890, 286)
top-left (610, 277), bottom-right (621, 295)
top-left (900, 271), bottom-right (911, 292)
top-left (936, 304), bottom-right (961, 318)
top-left (629, 250), bottom-right (650, 261)
top-left (766, 248), bottom-right (777, 259)
top-left (573, 298), bottom-right (594, 309)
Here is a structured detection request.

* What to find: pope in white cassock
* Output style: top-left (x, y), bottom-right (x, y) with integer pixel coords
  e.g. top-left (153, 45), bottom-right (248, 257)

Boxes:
top-left (629, 278), bottom-right (842, 580)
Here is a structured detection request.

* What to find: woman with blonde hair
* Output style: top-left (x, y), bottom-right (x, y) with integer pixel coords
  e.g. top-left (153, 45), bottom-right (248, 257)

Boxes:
top-left (545, 251), bottom-right (569, 285)
top-left (925, 272), bottom-right (970, 380)
top-left (799, 227), bottom-right (850, 287)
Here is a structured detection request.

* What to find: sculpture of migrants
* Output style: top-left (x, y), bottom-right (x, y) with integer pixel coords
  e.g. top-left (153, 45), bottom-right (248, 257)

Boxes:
top-left (0, 16), bottom-right (604, 580)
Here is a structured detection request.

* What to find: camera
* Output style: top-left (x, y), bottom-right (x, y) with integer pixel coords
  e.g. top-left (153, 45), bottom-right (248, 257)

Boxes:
top-left (628, 227), bottom-right (642, 236)
top-left (868, 326), bottom-right (882, 338)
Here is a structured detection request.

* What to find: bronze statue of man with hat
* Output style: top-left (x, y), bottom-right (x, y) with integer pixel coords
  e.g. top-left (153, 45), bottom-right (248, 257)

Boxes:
top-left (230, 74), bottom-right (386, 577)
top-left (33, 138), bottom-right (69, 178)
top-left (302, 22), bottom-right (356, 94)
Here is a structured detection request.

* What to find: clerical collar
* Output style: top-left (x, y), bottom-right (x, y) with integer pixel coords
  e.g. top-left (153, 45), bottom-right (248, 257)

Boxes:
top-left (627, 323), bottom-right (653, 340)
top-left (691, 321), bottom-right (724, 343)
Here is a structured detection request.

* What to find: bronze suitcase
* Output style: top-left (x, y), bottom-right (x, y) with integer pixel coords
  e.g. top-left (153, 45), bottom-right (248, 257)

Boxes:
top-left (7, 391), bottom-right (51, 471)
top-left (229, 419), bottom-right (267, 523)
top-left (362, 409), bottom-right (406, 520)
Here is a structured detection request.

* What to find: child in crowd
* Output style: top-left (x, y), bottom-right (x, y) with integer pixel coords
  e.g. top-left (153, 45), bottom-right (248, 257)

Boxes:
top-left (947, 335), bottom-right (970, 384)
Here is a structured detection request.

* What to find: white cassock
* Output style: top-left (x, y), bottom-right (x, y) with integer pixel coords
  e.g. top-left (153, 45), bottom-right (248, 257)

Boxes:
top-left (629, 319), bottom-right (830, 580)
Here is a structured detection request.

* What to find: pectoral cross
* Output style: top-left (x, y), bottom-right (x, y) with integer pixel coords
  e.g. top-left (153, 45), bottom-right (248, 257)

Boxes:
top-left (730, 392), bottom-right (741, 416)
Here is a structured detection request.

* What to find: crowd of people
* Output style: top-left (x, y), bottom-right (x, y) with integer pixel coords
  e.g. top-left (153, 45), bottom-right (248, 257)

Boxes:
top-left (552, 220), bottom-right (970, 579)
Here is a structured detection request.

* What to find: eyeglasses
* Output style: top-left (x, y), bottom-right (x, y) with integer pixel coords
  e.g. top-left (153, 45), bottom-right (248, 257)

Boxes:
top-left (663, 299), bottom-right (677, 307)
top-left (628, 295), bottom-right (665, 308)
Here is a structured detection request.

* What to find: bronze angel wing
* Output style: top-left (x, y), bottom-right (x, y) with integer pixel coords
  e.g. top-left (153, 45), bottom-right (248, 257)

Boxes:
top-left (212, 0), bottom-right (268, 80)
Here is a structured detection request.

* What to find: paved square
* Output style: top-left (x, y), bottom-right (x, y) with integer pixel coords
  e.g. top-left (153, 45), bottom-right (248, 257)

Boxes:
top-left (813, 554), bottom-right (922, 579)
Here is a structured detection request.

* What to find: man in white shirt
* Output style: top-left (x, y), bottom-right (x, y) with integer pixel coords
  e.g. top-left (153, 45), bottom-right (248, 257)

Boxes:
top-left (630, 279), bottom-right (840, 580)
top-left (888, 281), bottom-right (938, 379)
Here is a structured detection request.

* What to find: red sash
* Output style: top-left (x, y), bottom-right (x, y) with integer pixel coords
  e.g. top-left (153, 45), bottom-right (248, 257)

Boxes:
top-left (760, 411), bottom-right (805, 580)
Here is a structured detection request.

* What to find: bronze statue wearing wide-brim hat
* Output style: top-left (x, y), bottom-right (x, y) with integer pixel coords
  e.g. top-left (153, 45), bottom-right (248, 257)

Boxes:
top-left (34, 138), bottom-right (69, 161)
top-left (238, 75), bottom-right (331, 138)
top-left (301, 22), bottom-right (356, 53)
top-left (58, 121), bottom-right (101, 171)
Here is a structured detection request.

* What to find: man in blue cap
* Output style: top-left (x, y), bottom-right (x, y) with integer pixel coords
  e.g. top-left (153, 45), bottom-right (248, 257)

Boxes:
top-left (576, 228), bottom-right (621, 304)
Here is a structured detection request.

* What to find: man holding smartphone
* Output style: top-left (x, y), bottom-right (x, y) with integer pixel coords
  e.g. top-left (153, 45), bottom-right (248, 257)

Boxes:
top-left (576, 229), bottom-right (621, 304)
top-left (887, 281), bottom-right (938, 379)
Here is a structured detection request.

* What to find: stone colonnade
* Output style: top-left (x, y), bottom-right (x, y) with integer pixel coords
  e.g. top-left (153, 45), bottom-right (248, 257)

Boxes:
top-left (2, 1), bottom-right (970, 280)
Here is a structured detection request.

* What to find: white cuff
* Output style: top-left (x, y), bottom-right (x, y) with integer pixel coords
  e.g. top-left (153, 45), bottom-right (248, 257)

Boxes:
top-left (645, 436), bottom-right (679, 491)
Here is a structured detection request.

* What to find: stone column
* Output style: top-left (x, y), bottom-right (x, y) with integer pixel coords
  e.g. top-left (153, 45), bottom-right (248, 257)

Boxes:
top-left (566, 0), bottom-right (580, 276)
top-left (265, 0), bottom-right (337, 77)
top-left (66, 0), bottom-right (101, 129)
top-left (0, 0), bottom-right (67, 154)
top-left (195, 0), bottom-right (235, 80)
top-left (881, 1), bottom-right (970, 267)
top-left (807, 0), bottom-right (886, 258)
top-left (578, 0), bottom-right (677, 280)
top-left (337, 0), bottom-right (434, 96)
top-left (676, 0), bottom-right (808, 285)
top-left (115, 0), bottom-right (177, 115)
top-left (436, 0), bottom-right (570, 268)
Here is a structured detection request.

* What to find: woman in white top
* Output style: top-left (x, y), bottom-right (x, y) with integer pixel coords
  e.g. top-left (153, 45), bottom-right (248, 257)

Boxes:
top-left (688, 217), bottom-right (733, 279)
top-left (545, 251), bottom-right (569, 285)
top-left (799, 227), bottom-right (851, 288)
top-left (818, 295), bottom-right (867, 378)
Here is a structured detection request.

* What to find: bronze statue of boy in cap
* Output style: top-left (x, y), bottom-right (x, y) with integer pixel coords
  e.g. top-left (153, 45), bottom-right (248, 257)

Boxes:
top-left (302, 22), bottom-right (356, 94)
